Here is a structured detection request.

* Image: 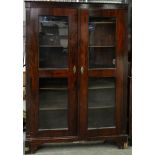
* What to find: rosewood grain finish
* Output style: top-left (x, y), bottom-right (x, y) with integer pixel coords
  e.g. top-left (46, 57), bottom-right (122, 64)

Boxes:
top-left (88, 69), bottom-right (116, 77)
top-left (78, 9), bottom-right (89, 139)
top-left (39, 70), bottom-right (69, 78)
top-left (25, 1), bottom-right (128, 153)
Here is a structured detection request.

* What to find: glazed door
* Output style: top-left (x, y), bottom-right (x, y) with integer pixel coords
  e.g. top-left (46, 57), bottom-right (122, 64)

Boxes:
top-left (28, 8), bottom-right (78, 137)
top-left (79, 9), bottom-right (126, 138)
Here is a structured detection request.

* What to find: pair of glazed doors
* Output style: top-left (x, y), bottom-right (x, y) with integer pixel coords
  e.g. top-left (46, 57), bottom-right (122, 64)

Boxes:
top-left (27, 7), bottom-right (126, 138)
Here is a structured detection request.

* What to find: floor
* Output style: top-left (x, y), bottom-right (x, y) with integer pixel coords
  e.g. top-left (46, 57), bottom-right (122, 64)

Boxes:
top-left (25, 141), bottom-right (132, 155)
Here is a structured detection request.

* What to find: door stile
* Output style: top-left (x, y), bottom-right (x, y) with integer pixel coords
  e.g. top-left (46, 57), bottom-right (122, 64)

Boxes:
top-left (28, 8), bottom-right (40, 136)
top-left (78, 9), bottom-right (127, 137)
top-left (78, 9), bottom-right (89, 139)
top-left (67, 12), bottom-right (78, 135)
top-left (28, 7), bottom-right (78, 137)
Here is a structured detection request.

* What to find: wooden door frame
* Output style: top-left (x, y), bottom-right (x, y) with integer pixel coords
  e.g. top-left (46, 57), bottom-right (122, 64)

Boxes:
top-left (26, 7), bottom-right (78, 138)
top-left (78, 8), bottom-right (128, 138)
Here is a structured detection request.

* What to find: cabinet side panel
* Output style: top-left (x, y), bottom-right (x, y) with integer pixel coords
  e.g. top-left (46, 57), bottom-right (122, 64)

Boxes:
top-left (115, 9), bottom-right (128, 134)
top-left (26, 6), bottom-right (31, 137)
top-left (122, 9), bottom-right (128, 134)
top-left (26, 7), bottom-right (40, 137)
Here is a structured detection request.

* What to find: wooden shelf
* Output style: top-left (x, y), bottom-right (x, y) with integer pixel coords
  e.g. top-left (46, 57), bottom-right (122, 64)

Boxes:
top-left (88, 79), bottom-right (115, 90)
top-left (89, 45), bottom-right (115, 48)
top-left (88, 106), bottom-right (115, 109)
top-left (89, 21), bottom-right (115, 24)
top-left (40, 45), bottom-right (68, 48)
top-left (39, 32), bottom-right (68, 37)
top-left (88, 127), bottom-right (115, 130)
top-left (88, 83), bottom-right (115, 108)
top-left (40, 87), bottom-right (67, 90)
top-left (39, 89), bottom-right (68, 110)
top-left (89, 86), bottom-right (114, 90)
top-left (39, 68), bottom-right (68, 70)
top-left (40, 107), bottom-right (67, 111)
top-left (89, 100), bottom-right (115, 109)
top-left (38, 128), bottom-right (68, 131)
top-left (40, 21), bottom-right (68, 27)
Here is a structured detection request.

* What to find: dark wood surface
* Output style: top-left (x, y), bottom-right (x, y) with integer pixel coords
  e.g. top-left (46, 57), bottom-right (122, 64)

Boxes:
top-left (78, 9), bottom-right (89, 139)
top-left (127, 62), bottom-right (132, 145)
top-left (26, 6), bottom-right (78, 137)
top-left (25, 1), bottom-right (128, 153)
top-left (127, 0), bottom-right (132, 145)
top-left (25, 1), bottom-right (128, 10)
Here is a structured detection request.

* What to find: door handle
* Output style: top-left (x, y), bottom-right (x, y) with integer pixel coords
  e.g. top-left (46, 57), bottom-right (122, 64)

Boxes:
top-left (81, 66), bottom-right (84, 74)
top-left (73, 65), bottom-right (76, 74)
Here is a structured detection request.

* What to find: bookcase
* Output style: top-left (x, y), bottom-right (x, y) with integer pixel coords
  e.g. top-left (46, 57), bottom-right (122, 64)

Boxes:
top-left (25, 1), bottom-right (128, 153)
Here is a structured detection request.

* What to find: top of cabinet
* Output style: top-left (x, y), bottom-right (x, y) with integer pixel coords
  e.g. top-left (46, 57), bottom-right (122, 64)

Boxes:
top-left (25, 0), bottom-right (128, 9)
top-left (25, 0), bottom-right (126, 3)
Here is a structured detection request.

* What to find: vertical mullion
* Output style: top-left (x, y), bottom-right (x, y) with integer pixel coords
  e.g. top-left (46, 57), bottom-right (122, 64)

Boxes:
top-left (68, 11), bottom-right (78, 135)
top-left (79, 9), bottom-right (89, 138)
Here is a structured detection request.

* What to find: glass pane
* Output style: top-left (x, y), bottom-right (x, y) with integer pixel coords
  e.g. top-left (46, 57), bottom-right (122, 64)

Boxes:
top-left (39, 16), bottom-right (68, 68)
top-left (89, 17), bottom-right (116, 68)
top-left (39, 78), bottom-right (68, 130)
top-left (88, 78), bottom-right (116, 129)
